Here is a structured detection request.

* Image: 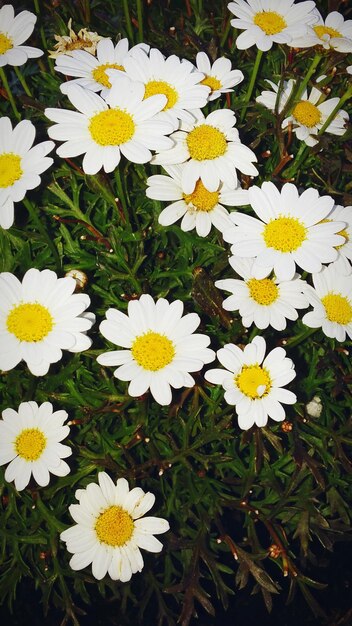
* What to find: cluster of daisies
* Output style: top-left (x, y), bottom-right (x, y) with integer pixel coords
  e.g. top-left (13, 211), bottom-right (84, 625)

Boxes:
top-left (0, 0), bottom-right (351, 583)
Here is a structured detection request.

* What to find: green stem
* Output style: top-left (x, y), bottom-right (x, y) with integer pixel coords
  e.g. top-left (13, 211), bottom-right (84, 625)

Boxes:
top-left (240, 49), bottom-right (263, 123)
top-left (114, 167), bottom-right (130, 224)
top-left (318, 85), bottom-right (352, 136)
top-left (136, 0), bottom-right (144, 43)
top-left (285, 327), bottom-right (318, 348)
top-left (0, 68), bottom-right (20, 120)
top-left (122, 0), bottom-right (134, 42)
top-left (14, 66), bottom-right (32, 97)
top-left (33, 0), bottom-right (48, 52)
top-left (23, 197), bottom-right (62, 272)
top-left (220, 18), bottom-right (231, 48)
top-left (282, 141), bottom-right (308, 180)
top-left (294, 53), bottom-right (322, 103)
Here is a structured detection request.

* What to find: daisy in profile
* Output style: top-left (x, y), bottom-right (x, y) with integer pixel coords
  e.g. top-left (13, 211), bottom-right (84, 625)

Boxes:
top-left (205, 336), bottom-right (297, 430)
top-left (45, 76), bottom-right (174, 175)
top-left (97, 294), bottom-right (215, 406)
top-left (216, 257), bottom-right (309, 331)
top-left (324, 205), bottom-right (352, 275)
top-left (302, 265), bottom-right (352, 342)
top-left (61, 472), bottom-right (169, 581)
top-left (224, 182), bottom-right (345, 281)
top-left (0, 401), bottom-right (71, 491)
top-left (290, 11), bottom-right (352, 52)
top-left (146, 164), bottom-right (249, 237)
top-left (194, 52), bottom-right (244, 101)
top-left (55, 38), bottom-right (149, 98)
top-left (0, 268), bottom-right (95, 376)
top-left (0, 4), bottom-right (43, 67)
top-left (152, 109), bottom-right (258, 193)
top-left (0, 117), bottom-right (54, 229)
top-left (227, 0), bottom-right (318, 51)
top-left (49, 18), bottom-right (103, 59)
top-left (117, 46), bottom-right (210, 126)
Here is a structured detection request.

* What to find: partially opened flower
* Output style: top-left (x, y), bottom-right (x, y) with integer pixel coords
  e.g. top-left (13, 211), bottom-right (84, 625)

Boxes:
top-left (290, 10), bottom-right (352, 52)
top-left (216, 257), bottom-right (309, 330)
top-left (0, 401), bottom-right (71, 491)
top-left (97, 294), bottom-right (215, 406)
top-left (0, 4), bottom-right (43, 67)
top-left (224, 182), bottom-right (345, 281)
top-left (0, 268), bottom-right (95, 376)
top-left (324, 205), bottom-right (352, 275)
top-left (152, 109), bottom-right (258, 193)
top-left (194, 52), bottom-right (244, 101)
top-left (0, 117), bottom-right (54, 229)
top-left (302, 265), bottom-right (352, 342)
top-left (146, 164), bottom-right (249, 237)
top-left (227, 0), bottom-right (318, 51)
top-left (205, 336), bottom-right (297, 430)
top-left (61, 471), bottom-right (169, 581)
top-left (49, 18), bottom-right (103, 59)
top-left (45, 76), bottom-right (174, 175)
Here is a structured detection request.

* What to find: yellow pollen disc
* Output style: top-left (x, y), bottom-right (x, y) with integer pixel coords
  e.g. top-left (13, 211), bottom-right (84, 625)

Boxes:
top-left (263, 216), bottom-right (307, 253)
top-left (92, 63), bottom-right (124, 88)
top-left (183, 179), bottom-right (219, 212)
top-left (187, 124), bottom-right (227, 161)
top-left (0, 153), bottom-right (23, 188)
top-left (253, 11), bottom-right (287, 35)
top-left (200, 75), bottom-right (222, 92)
top-left (131, 331), bottom-right (175, 371)
top-left (7, 303), bottom-right (54, 342)
top-left (95, 505), bottom-right (134, 547)
top-left (143, 80), bottom-right (179, 111)
top-left (236, 364), bottom-right (271, 399)
top-left (89, 108), bottom-right (135, 146)
top-left (0, 33), bottom-right (13, 54)
top-left (321, 293), bottom-right (352, 325)
top-left (293, 101), bottom-right (321, 128)
top-left (247, 278), bottom-right (279, 305)
top-left (15, 428), bottom-right (47, 461)
top-left (314, 25), bottom-right (342, 40)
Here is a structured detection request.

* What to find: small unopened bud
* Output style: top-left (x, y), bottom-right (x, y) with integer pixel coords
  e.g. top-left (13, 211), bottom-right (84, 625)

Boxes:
top-left (281, 420), bottom-right (293, 432)
top-left (268, 544), bottom-right (281, 559)
top-left (306, 396), bottom-right (322, 418)
top-left (65, 269), bottom-right (88, 290)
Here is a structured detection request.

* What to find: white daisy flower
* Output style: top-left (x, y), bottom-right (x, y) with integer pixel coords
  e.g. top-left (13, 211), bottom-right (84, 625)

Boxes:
top-left (223, 182), bottom-right (346, 281)
top-left (227, 0), bottom-right (318, 52)
top-left (0, 401), bottom-right (71, 491)
top-left (146, 163), bottom-right (249, 237)
top-left (60, 471), bottom-right (169, 582)
top-left (0, 4), bottom-right (43, 67)
top-left (256, 78), bottom-right (349, 147)
top-left (151, 109), bottom-right (258, 193)
top-left (324, 205), bottom-right (352, 275)
top-left (0, 268), bottom-right (95, 376)
top-left (205, 336), bottom-right (297, 430)
top-left (195, 51), bottom-right (244, 101)
top-left (97, 294), bottom-right (215, 406)
top-left (0, 117), bottom-right (54, 229)
top-left (215, 257), bottom-right (309, 331)
top-left (115, 46), bottom-right (210, 127)
top-left (45, 75), bottom-right (174, 175)
top-left (55, 38), bottom-right (149, 98)
top-left (290, 10), bottom-right (352, 53)
top-left (302, 265), bottom-right (352, 342)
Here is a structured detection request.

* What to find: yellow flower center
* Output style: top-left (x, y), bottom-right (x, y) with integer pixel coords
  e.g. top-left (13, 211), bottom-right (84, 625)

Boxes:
top-left (0, 33), bottom-right (13, 54)
top-left (131, 331), bottom-right (175, 371)
top-left (293, 101), bottom-right (322, 128)
top-left (7, 303), bottom-right (54, 342)
top-left (253, 11), bottom-right (287, 35)
top-left (321, 293), bottom-right (352, 325)
top-left (15, 428), bottom-right (47, 461)
top-left (187, 124), bottom-right (227, 161)
top-left (144, 80), bottom-right (178, 111)
top-left (92, 63), bottom-right (124, 88)
top-left (247, 278), bottom-right (279, 305)
top-left (183, 178), bottom-right (219, 212)
top-left (263, 217), bottom-right (307, 253)
top-left (200, 75), bottom-right (222, 92)
top-left (314, 25), bottom-right (342, 40)
top-left (95, 505), bottom-right (134, 547)
top-left (0, 153), bottom-right (23, 188)
top-left (89, 108), bottom-right (135, 146)
top-left (236, 364), bottom-right (271, 399)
